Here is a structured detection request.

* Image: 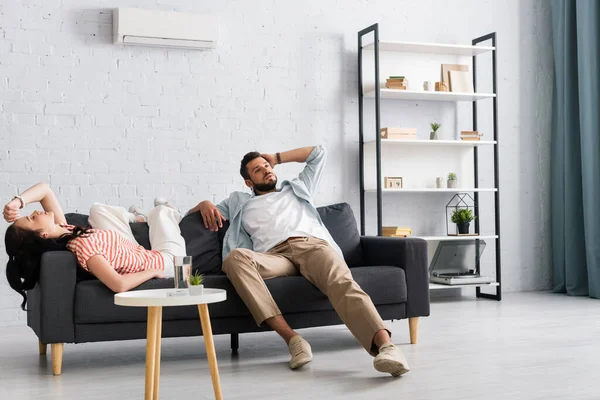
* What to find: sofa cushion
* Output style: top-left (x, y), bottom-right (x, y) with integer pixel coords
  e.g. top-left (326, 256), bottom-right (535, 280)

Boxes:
top-left (317, 203), bottom-right (364, 267)
top-left (74, 266), bottom-right (406, 324)
top-left (65, 213), bottom-right (90, 228)
top-left (179, 212), bottom-right (228, 275)
top-left (130, 223), bottom-right (151, 249)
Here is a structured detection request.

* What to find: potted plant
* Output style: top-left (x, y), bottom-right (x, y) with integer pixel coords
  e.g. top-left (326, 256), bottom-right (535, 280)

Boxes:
top-left (188, 271), bottom-right (204, 296)
top-left (451, 208), bottom-right (476, 234)
top-left (429, 122), bottom-right (441, 140)
top-left (447, 172), bottom-right (457, 188)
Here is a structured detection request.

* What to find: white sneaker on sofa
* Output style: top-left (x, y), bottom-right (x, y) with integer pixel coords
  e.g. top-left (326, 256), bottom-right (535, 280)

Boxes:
top-left (154, 197), bottom-right (177, 210)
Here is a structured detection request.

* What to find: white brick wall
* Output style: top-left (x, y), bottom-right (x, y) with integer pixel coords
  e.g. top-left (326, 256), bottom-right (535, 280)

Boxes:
top-left (0, 0), bottom-right (553, 326)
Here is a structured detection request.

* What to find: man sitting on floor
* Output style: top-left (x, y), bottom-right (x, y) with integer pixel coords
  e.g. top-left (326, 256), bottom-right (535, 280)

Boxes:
top-left (188, 145), bottom-right (410, 376)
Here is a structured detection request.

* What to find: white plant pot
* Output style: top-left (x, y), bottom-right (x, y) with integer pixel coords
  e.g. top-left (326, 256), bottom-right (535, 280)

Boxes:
top-left (188, 284), bottom-right (204, 296)
top-left (447, 179), bottom-right (457, 188)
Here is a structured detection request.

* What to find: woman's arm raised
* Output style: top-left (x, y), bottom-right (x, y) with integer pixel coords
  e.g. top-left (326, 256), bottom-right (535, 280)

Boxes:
top-left (3, 182), bottom-right (67, 224)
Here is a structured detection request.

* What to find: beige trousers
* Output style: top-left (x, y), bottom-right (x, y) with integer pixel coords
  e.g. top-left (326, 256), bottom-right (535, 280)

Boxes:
top-left (222, 237), bottom-right (389, 355)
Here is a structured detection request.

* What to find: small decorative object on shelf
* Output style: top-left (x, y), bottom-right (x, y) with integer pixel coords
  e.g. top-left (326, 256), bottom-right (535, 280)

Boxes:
top-left (451, 209), bottom-right (476, 234)
top-left (384, 176), bottom-right (403, 189)
top-left (423, 81), bottom-right (433, 91)
top-left (436, 177), bottom-right (445, 188)
top-left (385, 76), bottom-right (408, 90)
top-left (380, 127), bottom-right (417, 139)
top-left (382, 226), bottom-right (412, 237)
top-left (434, 81), bottom-right (448, 92)
top-left (460, 130), bottom-right (483, 141)
top-left (188, 271), bottom-right (204, 296)
top-left (446, 193), bottom-right (477, 236)
top-left (429, 122), bottom-right (441, 140)
top-left (447, 172), bottom-right (457, 188)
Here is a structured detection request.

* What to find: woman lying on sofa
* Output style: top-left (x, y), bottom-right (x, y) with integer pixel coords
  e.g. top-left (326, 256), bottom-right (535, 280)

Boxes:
top-left (3, 182), bottom-right (186, 310)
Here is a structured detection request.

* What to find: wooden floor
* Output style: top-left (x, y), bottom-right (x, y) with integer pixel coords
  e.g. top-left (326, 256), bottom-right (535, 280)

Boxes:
top-left (1, 291), bottom-right (599, 400)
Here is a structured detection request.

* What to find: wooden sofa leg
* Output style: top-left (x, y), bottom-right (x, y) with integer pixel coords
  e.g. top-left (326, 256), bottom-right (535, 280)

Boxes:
top-left (51, 343), bottom-right (64, 375)
top-left (409, 318), bottom-right (419, 344)
top-left (39, 340), bottom-right (47, 356)
top-left (231, 333), bottom-right (239, 354)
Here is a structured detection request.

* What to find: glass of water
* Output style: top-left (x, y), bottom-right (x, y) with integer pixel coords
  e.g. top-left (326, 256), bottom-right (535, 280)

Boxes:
top-left (173, 256), bottom-right (192, 289)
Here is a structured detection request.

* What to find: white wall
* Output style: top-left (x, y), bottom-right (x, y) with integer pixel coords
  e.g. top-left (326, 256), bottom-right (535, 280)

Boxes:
top-left (0, 0), bottom-right (553, 326)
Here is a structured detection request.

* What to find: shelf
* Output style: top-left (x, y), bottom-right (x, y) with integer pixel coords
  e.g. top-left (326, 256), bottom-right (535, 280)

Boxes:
top-left (362, 40), bottom-right (495, 56)
top-left (365, 188), bottom-right (497, 193)
top-left (364, 89), bottom-right (495, 102)
top-left (429, 281), bottom-right (499, 290)
top-left (364, 139), bottom-right (496, 147)
top-left (417, 235), bottom-right (498, 241)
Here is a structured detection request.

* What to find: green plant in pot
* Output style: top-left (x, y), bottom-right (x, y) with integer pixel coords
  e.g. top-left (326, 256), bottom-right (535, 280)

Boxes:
top-left (429, 122), bottom-right (441, 140)
top-left (188, 271), bottom-right (204, 296)
top-left (451, 208), bottom-right (476, 234)
top-left (447, 172), bottom-right (457, 188)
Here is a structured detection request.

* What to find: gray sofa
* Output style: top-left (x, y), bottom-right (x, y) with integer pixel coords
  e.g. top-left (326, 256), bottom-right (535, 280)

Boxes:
top-left (27, 202), bottom-right (430, 375)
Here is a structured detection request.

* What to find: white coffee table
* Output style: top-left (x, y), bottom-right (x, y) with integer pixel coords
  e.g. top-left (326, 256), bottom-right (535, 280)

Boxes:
top-left (115, 288), bottom-right (227, 400)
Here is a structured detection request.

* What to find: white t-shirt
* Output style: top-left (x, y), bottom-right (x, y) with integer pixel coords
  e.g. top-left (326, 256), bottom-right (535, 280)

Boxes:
top-left (241, 186), bottom-right (339, 253)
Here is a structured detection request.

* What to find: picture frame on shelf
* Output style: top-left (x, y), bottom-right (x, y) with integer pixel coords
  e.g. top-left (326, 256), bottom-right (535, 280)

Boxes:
top-left (384, 176), bottom-right (403, 189)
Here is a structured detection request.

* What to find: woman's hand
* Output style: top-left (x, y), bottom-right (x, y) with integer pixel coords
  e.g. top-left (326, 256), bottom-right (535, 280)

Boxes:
top-left (154, 269), bottom-right (166, 279)
top-left (3, 199), bottom-right (22, 223)
top-left (199, 200), bottom-right (226, 231)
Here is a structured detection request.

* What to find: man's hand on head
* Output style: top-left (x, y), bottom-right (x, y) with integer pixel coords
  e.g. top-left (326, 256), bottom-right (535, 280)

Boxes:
top-left (261, 153), bottom-right (278, 168)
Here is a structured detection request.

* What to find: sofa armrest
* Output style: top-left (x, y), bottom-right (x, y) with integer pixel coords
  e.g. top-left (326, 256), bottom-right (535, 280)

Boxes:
top-left (360, 237), bottom-right (430, 318)
top-left (27, 251), bottom-right (78, 344)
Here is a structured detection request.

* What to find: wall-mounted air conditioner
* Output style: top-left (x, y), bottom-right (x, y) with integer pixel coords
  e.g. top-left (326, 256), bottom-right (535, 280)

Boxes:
top-left (113, 8), bottom-right (217, 50)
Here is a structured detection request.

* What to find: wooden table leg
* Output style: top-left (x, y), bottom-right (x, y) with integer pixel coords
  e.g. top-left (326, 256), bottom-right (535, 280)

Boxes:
top-left (153, 307), bottom-right (163, 400)
top-left (145, 306), bottom-right (160, 400)
top-left (198, 304), bottom-right (223, 400)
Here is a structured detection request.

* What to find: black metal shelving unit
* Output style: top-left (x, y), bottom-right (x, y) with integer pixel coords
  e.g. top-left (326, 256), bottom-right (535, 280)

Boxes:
top-left (358, 23), bottom-right (501, 301)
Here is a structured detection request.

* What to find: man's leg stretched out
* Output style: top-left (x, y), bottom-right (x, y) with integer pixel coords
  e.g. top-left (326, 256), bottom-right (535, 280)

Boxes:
top-left (222, 240), bottom-right (410, 376)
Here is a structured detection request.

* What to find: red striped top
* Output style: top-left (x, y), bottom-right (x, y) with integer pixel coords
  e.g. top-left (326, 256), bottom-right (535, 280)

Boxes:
top-left (66, 228), bottom-right (164, 274)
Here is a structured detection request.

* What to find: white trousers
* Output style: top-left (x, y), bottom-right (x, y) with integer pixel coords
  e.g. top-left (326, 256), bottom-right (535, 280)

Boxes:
top-left (87, 203), bottom-right (186, 277)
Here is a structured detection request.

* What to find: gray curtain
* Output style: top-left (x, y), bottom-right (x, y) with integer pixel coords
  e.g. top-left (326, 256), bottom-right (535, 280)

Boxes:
top-left (551, 0), bottom-right (600, 298)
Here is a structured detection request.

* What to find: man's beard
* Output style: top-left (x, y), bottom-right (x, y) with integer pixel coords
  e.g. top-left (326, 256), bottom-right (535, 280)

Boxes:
top-left (253, 178), bottom-right (277, 193)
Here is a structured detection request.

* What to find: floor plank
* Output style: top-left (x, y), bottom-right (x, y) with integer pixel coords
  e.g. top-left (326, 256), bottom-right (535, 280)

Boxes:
top-left (1, 292), bottom-right (599, 400)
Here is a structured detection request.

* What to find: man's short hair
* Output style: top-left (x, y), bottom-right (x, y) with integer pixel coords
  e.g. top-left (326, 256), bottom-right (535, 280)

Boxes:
top-left (240, 151), bottom-right (262, 180)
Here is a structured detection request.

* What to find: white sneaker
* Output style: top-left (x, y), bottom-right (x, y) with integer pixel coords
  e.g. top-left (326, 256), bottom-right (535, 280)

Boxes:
top-left (373, 344), bottom-right (410, 377)
top-left (154, 197), bottom-right (176, 209)
top-left (128, 206), bottom-right (146, 222)
top-left (288, 335), bottom-right (312, 370)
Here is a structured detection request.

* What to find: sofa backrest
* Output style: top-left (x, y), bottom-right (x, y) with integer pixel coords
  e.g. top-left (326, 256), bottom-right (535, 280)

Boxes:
top-left (316, 202), bottom-right (364, 267)
top-left (65, 201), bottom-right (364, 275)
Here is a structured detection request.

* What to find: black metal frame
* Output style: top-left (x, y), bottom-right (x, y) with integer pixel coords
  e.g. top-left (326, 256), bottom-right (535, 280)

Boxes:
top-left (358, 23), bottom-right (382, 236)
top-left (358, 24), bottom-right (501, 300)
top-left (472, 32), bottom-right (501, 301)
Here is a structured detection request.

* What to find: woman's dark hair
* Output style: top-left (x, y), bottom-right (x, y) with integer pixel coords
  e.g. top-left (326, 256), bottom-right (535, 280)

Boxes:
top-left (5, 223), bottom-right (89, 311)
top-left (240, 151), bottom-right (262, 180)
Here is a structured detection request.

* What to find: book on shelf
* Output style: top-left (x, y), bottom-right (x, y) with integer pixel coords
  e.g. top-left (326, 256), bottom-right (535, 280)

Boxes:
top-left (382, 226), bottom-right (412, 237)
top-left (381, 127), bottom-right (417, 139)
top-left (385, 76), bottom-right (407, 90)
top-left (460, 130), bottom-right (483, 141)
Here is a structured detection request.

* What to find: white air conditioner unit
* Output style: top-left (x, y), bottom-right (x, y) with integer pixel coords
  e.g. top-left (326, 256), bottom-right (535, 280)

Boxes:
top-left (113, 8), bottom-right (217, 50)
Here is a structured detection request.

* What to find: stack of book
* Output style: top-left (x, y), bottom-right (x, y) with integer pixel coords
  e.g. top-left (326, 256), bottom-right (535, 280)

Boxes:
top-left (460, 131), bottom-right (483, 141)
top-left (380, 127), bottom-right (417, 140)
top-left (385, 76), bottom-right (407, 90)
top-left (382, 226), bottom-right (412, 237)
